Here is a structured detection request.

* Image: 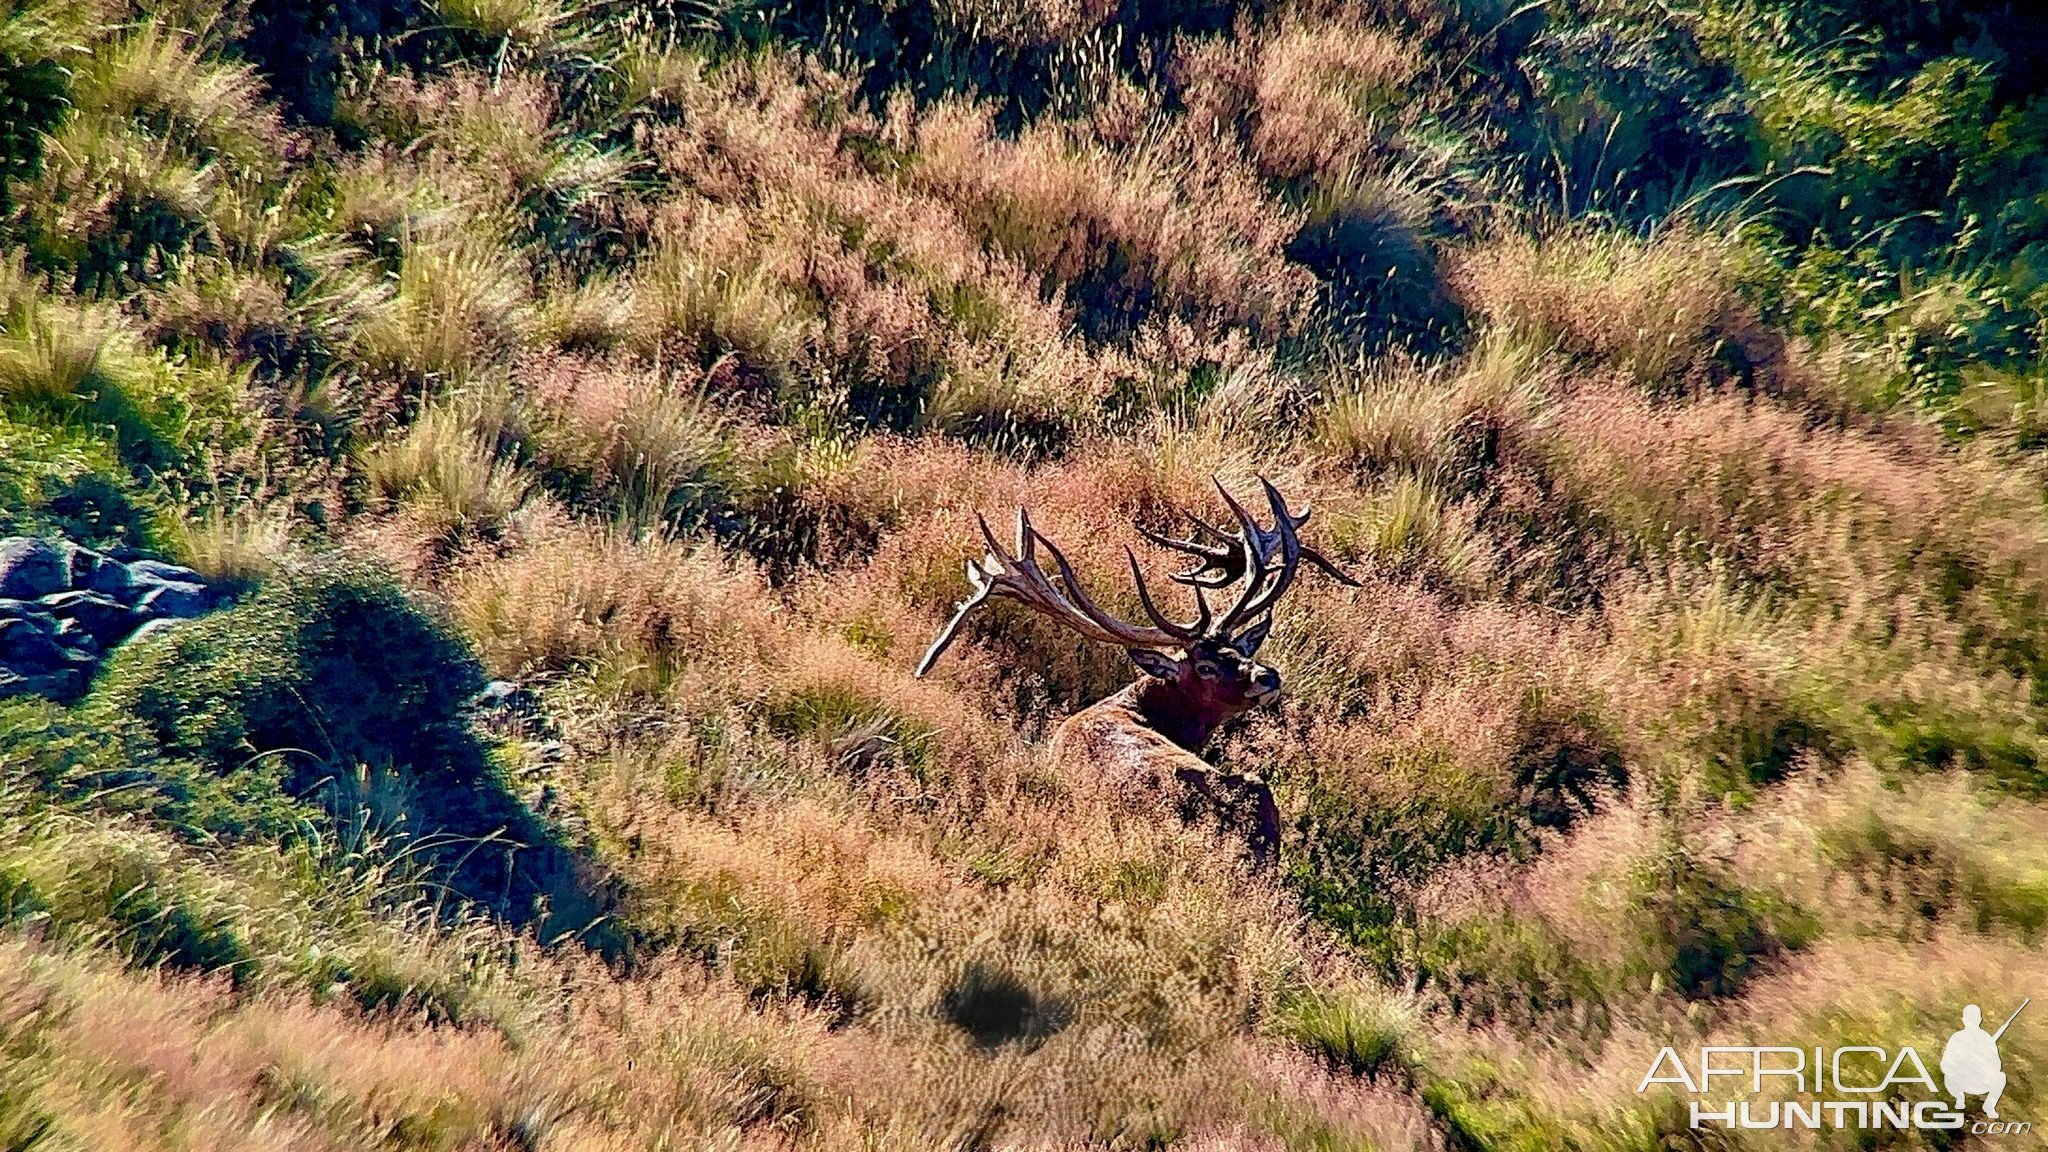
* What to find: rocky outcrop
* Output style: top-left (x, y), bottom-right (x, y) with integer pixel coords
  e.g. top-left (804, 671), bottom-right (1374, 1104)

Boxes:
top-left (0, 537), bottom-right (224, 701)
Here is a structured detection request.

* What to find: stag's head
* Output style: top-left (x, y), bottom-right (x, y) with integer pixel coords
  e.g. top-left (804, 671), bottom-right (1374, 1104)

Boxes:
top-left (915, 476), bottom-right (1357, 735)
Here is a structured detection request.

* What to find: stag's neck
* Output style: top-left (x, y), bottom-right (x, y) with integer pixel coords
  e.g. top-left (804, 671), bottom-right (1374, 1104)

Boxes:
top-left (1106, 679), bottom-right (1234, 752)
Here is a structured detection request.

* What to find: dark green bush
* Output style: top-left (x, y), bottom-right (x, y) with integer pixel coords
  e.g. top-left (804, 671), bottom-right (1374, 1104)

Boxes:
top-left (0, 56), bottom-right (71, 212)
top-left (0, 419), bottom-right (158, 551)
top-left (0, 696), bottom-right (311, 846)
top-left (88, 561), bottom-right (604, 935)
top-left (94, 561), bottom-right (481, 774)
top-left (1287, 189), bottom-right (1464, 353)
top-left (1626, 838), bottom-right (1814, 1000)
top-left (93, 561), bottom-right (482, 775)
top-left (1410, 912), bottom-right (1610, 1032)
top-left (1512, 5), bottom-right (1755, 218)
top-left (942, 961), bottom-right (1070, 1050)
top-left (239, 0), bottom-right (442, 127)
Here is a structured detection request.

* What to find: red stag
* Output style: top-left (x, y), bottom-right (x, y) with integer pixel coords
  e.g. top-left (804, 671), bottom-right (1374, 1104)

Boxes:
top-left (916, 477), bottom-right (1357, 860)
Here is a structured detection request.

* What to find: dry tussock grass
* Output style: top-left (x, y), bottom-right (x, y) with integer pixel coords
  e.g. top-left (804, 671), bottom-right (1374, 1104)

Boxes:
top-left (447, 522), bottom-right (781, 681)
top-left (622, 53), bottom-right (1135, 430)
top-left (1251, 21), bottom-right (1422, 181)
top-left (1319, 332), bottom-right (1550, 477)
top-left (1557, 383), bottom-right (2048, 739)
top-left (1452, 226), bottom-right (1764, 388)
top-left (912, 100), bottom-right (1316, 340)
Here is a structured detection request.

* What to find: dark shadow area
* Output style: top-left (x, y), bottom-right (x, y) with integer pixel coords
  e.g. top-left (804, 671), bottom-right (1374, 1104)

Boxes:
top-left (1287, 195), bottom-right (1465, 356)
top-left (86, 559), bottom-right (616, 950)
top-left (1512, 714), bottom-right (1627, 832)
top-left (768, 0), bottom-right (1260, 135)
top-left (238, 0), bottom-right (440, 128)
top-left (942, 961), bottom-right (1071, 1050)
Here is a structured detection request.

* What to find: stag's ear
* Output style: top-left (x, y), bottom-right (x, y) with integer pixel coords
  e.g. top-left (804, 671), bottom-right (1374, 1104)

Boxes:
top-left (1128, 648), bottom-right (1181, 680)
top-left (1233, 615), bottom-right (1273, 656)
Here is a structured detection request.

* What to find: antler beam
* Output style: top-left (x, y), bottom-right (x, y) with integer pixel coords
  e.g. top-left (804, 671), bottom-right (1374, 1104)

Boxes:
top-left (916, 508), bottom-right (1188, 676)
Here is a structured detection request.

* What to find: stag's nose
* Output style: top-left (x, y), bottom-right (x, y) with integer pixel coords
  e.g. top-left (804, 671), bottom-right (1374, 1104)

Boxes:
top-left (1251, 666), bottom-right (1281, 698)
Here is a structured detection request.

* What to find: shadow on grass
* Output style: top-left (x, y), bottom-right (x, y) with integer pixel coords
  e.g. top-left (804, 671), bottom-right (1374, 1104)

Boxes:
top-left (85, 558), bottom-right (617, 952)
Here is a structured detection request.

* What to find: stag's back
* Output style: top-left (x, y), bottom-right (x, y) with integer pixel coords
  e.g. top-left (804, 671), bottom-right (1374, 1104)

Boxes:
top-left (1048, 682), bottom-right (1205, 793)
top-left (1049, 683), bottom-right (1282, 858)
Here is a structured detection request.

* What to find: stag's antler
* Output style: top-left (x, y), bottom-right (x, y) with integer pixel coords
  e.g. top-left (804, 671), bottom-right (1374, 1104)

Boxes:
top-left (915, 508), bottom-right (1202, 676)
top-left (1142, 484), bottom-right (1359, 600)
top-left (1207, 477), bottom-right (1363, 636)
top-left (915, 477), bottom-right (1356, 675)
top-left (1135, 512), bottom-right (1241, 588)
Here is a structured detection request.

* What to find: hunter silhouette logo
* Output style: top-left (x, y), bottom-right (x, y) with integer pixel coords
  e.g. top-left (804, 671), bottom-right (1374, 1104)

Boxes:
top-left (1944, 1000), bottom-right (2026, 1120)
top-left (1638, 997), bottom-right (2033, 1136)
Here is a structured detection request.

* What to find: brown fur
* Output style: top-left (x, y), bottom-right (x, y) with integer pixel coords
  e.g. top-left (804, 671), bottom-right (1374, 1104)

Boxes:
top-left (1049, 639), bottom-right (1283, 860)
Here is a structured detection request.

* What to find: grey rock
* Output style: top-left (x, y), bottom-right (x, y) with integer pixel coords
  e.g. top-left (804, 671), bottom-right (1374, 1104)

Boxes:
top-left (67, 546), bottom-right (105, 583)
top-left (0, 667), bottom-right (81, 701)
top-left (0, 609), bottom-right (52, 635)
top-left (0, 537), bottom-right (71, 600)
top-left (134, 581), bottom-right (212, 620)
top-left (0, 616), bottom-right (67, 670)
top-left (39, 590), bottom-right (136, 647)
top-left (128, 560), bottom-right (205, 586)
top-left (74, 549), bottom-right (138, 599)
top-left (0, 598), bottom-right (34, 620)
top-left (90, 563), bottom-right (139, 600)
top-left (473, 679), bottom-right (538, 712)
top-left (52, 617), bottom-right (103, 655)
top-left (477, 679), bottom-right (521, 702)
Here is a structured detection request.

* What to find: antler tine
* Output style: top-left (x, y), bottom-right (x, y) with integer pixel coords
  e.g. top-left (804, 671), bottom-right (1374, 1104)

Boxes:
top-left (1218, 477), bottom-right (1302, 632)
top-left (1033, 528), bottom-right (1183, 648)
top-left (1135, 522), bottom-right (1242, 588)
top-left (1186, 508), bottom-right (1235, 543)
top-left (981, 509), bottom-right (1012, 563)
top-left (1280, 496), bottom-right (1364, 588)
top-left (1302, 545), bottom-right (1363, 586)
top-left (1126, 547), bottom-right (1210, 639)
top-left (916, 514), bottom-right (1009, 676)
top-left (1213, 476), bottom-right (1263, 551)
top-left (1211, 475), bottom-right (1279, 627)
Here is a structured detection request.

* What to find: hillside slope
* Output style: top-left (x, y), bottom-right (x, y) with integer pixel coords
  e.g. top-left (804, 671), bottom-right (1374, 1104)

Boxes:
top-left (3, 0), bottom-right (2048, 1148)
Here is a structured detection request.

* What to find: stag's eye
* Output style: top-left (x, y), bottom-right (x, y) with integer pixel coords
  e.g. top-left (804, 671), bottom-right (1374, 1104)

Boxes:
top-left (1193, 661), bottom-right (1219, 679)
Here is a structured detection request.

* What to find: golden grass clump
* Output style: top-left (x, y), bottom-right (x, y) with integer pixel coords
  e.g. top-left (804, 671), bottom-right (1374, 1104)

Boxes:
top-left (437, 0), bottom-right (578, 49)
top-left (358, 401), bottom-right (531, 542)
top-left (1452, 225), bottom-right (1764, 389)
top-left (1251, 21), bottom-right (1421, 181)
top-left (912, 101), bottom-right (1317, 339)
top-left (1319, 331), bottom-right (1548, 478)
top-left (67, 20), bottom-right (279, 169)
top-left (521, 352), bottom-right (737, 534)
top-left (163, 500), bottom-right (295, 588)
top-left (447, 522), bottom-right (781, 682)
top-left (353, 226), bottom-right (534, 383)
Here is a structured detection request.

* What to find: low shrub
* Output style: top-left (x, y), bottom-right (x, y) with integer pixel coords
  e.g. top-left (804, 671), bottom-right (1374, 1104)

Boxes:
top-left (88, 560), bottom-right (601, 933)
top-left (1625, 836), bottom-right (1814, 1000)
top-left (0, 417), bottom-right (158, 550)
top-left (1269, 984), bottom-right (1414, 1077)
top-left (93, 561), bottom-right (482, 775)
